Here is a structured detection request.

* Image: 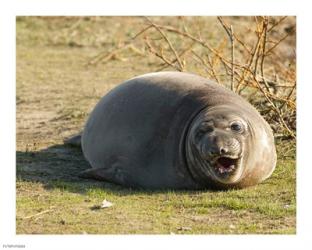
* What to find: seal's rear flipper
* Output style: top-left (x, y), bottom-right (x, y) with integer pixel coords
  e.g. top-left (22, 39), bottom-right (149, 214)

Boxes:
top-left (78, 168), bottom-right (115, 181)
top-left (78, 168), bottom-right (100, 179)
top-left (78, 167), bottom-right (127, 186)
top-left (64, 133), bottom-right (82, 147)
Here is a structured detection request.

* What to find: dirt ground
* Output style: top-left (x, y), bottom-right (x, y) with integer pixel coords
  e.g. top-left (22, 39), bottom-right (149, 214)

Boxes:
top-left (16, 16), bottom-right (296, 234)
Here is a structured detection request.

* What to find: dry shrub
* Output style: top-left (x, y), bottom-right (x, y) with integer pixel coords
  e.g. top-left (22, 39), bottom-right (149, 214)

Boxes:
top-left (88, 16), bottom-right (296, 140)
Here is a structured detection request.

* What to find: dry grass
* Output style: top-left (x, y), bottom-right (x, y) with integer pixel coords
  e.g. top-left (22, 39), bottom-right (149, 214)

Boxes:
top-left (88, 16), bottom-right (296, 140)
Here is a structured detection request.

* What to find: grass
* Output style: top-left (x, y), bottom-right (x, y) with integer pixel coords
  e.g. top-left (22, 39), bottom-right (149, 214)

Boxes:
top-left (16, 16), bottom-right (296, 234)
top-left (16, 150), bottom-right (295, 234)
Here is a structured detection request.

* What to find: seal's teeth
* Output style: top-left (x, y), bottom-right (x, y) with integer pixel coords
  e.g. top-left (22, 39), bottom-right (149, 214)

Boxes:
top-left (214, 161), bottom-right (237, 175)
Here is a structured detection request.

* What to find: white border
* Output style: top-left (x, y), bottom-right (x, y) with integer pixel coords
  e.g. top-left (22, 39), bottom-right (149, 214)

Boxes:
top-left (1, 0), bottom-right (311, 250)
top-left (12, 0), bottom-right (298, 16)
top-left (0, 5), bottom-right (16, 241)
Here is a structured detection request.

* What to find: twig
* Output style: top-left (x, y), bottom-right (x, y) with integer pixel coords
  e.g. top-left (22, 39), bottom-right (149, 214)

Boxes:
top-left (87, 44), bottom-right (130, 65)
top-left (207, 53), bottom-right (222, 85)
top-left (267, 16), bottom-right (288, 33)
top-left (251, 74), bottom-right (296, 138)
top-left (230, 25), bottom-right (235, 91)
top-left (152, 24), bottom-right (219, 58)
top-left (145, 17), bottom-right (184, 71)
top-left (22, 207), bottom-right (55, 220)
top-left (239, 66), bottom-right (296, 109)
top-left (218, 17), bottom-right (236, 91)
top-left (191, 50), bottom-right (221, 85)
top-left (67, 17), bottom-right (83, 32)
top-left (253, 18), bottom-right (265, 77)
top-left (259, 17), bottom-right (271, 92)
top-left (279, 81), bottom-right (296, 111)
top-left (132, 24), bottom-right (153, 40)
top-left (145, 36), bottom-right (180, 71)
top-left (236, 21), bottom-right (265, 93)
top-left (265, 32), bottom-right (291, 56)
top-left (87, 22), bottom-right (153, 66)
top-left (157, 41), bottom-right (195, 71)
top-left (232, 32), bottom-right (252, 54)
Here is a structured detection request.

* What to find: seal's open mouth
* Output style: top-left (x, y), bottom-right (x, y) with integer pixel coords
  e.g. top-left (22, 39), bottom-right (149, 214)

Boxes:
top-left (214, 157), bottom-right (239, 175)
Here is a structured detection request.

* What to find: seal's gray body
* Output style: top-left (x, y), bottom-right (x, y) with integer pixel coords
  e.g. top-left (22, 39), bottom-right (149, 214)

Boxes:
top-left (81, 72), bottom-right (276, 189)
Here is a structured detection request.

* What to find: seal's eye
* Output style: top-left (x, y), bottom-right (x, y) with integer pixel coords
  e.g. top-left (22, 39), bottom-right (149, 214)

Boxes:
top-left (200, 125), bottom-right (214, 134)
top-left (205, 126), bottom-right (214, 133)
top-left (197, 123), bottom-right (214, 136)
top-left (230, 122), bottom-right (243, 133)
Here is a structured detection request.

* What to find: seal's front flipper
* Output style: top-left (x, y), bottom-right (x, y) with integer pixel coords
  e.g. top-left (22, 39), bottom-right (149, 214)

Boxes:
top-left (64, 133), bottom-right (82, 147)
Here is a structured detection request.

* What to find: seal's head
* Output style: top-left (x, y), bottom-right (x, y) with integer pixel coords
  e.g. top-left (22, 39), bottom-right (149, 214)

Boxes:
top-left (185, 104), bottom-right (276, 189)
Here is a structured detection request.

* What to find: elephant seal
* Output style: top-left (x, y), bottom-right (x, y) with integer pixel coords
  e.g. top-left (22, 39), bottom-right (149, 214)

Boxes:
top-left (74, 71), bottom-right (276, 190)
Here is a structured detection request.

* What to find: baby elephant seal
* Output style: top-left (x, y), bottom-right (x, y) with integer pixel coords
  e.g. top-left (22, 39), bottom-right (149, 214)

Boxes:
top-left (79, 72), bottom-right (276, 190)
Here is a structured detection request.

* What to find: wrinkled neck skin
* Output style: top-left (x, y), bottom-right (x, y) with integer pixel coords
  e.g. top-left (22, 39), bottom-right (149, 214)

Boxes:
top-left (185, 104), bottom-right (275, 189)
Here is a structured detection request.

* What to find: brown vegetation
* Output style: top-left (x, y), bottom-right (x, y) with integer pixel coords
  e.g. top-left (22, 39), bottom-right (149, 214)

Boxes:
top-left (88, 16), bottom-right (296, 140)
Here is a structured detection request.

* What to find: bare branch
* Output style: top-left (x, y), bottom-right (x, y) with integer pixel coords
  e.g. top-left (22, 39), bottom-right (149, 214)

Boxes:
top-left (217, 17), bottom-right (235, 91)
top-left (145, 17), bottom-right (184, 71)
top-left (267, 16), bottom-right (288, 33)
top-left (144, 36), bottom-right (180, 71)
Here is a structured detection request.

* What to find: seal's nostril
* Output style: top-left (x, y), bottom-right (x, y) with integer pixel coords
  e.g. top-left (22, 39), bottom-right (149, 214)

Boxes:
top-left (220, 147), bottom-right (227, 154)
